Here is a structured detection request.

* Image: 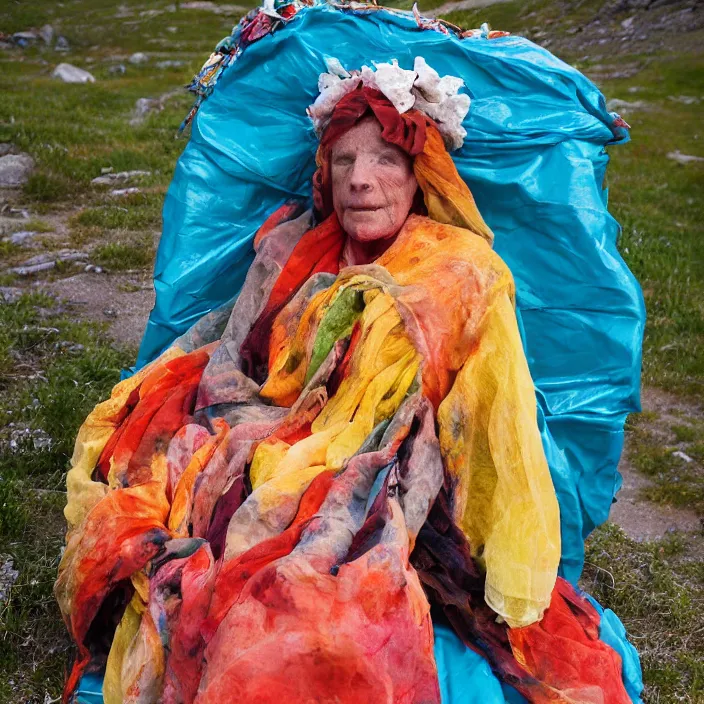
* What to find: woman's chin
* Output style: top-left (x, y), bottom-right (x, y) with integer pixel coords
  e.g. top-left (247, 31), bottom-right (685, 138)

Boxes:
top-left (343, 218), bottom-right (397, 243)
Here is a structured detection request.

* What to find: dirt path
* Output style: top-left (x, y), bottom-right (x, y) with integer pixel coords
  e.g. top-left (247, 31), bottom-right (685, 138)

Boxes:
top-left (612, 455), bottom-right (701, 540)
top-left (44, 270), bottom-right (154, 349)
top-left (611, 387), bottom-right (703, 545)
top-left (1, 202), bottom-right (155, 350)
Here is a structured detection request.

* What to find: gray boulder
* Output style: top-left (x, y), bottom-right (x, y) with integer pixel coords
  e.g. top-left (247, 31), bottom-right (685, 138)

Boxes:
top-left (39, 24), bottom-right (55, 45)
top-left (0, 154), bottom-right (35, 188)
top-left (52, 63), bottom-right (95, 84)
top-left (128, 52), bottom-right (149, 64)
top-left (12, 31), bottom-right (38, 47)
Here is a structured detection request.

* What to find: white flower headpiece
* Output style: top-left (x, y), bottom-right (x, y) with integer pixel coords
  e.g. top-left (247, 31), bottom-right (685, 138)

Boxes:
top-left (307, 56), bottom-right (470, 151)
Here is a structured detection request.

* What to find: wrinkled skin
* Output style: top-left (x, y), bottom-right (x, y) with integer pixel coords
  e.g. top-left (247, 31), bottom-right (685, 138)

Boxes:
top-left (331, 117), bottom-right (418, 264)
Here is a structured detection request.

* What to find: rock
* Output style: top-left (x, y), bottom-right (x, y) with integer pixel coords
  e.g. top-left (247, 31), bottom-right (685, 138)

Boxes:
top-left (0, 206), bottom-right (30, 219)
top-left (673, 450), bottom-right (694, 463)
top-left (0, 143), bottom-right (14, 157)
top-left (668, 95), bottom-right (700, 105)
top-left (84, 264), bottom-right (104, 273)
top-left (621, 16), bottom-right (635, 30)
top-left (20, 250), bottom-right (88, 267)
top-left (91, 170), bottom-right (151, 185)
top-left (179, 1), bottom-right (247, 13)
top-left (606, 98), bottom-right (648, 112)
top-left (129, 89), bottom-right (182, 126)
top-left (8, 250), bottom-right (88, 276)
top-left (110, 187), bottom-right (140, 197)
top-left (56, 341), bottom-right (85, 354)
top-left (52, 63), bottom-right (95, 84)
top-left (0, 153), bottom-right (35, 188)
top-left (627, 86), bottom-right (643, 94)
top-left (130, 97), bottom-right (159, 126)
top-left (667, 150), bottom-right (704, 165)
top-left (128, 52), bottom-right (149, 64)
top-left (3, 230), bottom-right (37, 245)
top-left (39, 24), bottom-right (55, 45)
top-left (166, 26), bottom-right (178, 33)
top-left (156, 60), bottom-right (185, 69)
top-left (0, 286), bottom-right (23, 303)
top-left (0, 559), bottom-right (19, 604)
top-left (55, 36), bottom-right (70, 52)
top-left (108, 63), bottom-right (126, 75)
top-left (12, 31), bottom-right (39, 47)
top-left (9, 261), bottom-right (56, 276)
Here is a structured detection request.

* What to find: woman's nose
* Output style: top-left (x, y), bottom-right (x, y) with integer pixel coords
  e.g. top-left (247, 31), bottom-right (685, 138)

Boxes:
top-left (349, 158), bottom-right (374, 192)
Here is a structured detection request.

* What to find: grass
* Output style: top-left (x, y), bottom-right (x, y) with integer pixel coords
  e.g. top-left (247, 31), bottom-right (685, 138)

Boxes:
top-left (603, 58), bottom-right (704, 399)
top-left (583, 523), bottom-right (704, 703)
top-left (626, 410), bottom-right (704, 518)
top-left (70, 192), bottom-right (162, 232)
top-left (0, 0), bottom-right (214, 212)
top-left (93, 240), bottom-right (155, 270)
top-left (0, 0), bottom-right (702, 702)
top-left (0, 293), bottom-right (133, 702)
top-left (0, 4), bottom-right (247, 698)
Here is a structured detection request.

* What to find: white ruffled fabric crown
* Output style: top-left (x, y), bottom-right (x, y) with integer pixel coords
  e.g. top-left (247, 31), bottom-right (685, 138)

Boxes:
top-left (307, 56), bottom-right (471, 151)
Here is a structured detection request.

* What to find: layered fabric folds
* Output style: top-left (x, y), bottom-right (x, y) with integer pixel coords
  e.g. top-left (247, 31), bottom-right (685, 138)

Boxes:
top-left (135, 2), bottom-right (645, 600)
top-left (58, 205), bottom-right (637, 701)
top-left (61, 3), bottom-right (645, 701)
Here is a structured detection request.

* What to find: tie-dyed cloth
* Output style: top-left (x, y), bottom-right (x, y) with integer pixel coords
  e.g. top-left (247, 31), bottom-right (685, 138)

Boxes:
top-left (56, 205), bottom-right (632, 703)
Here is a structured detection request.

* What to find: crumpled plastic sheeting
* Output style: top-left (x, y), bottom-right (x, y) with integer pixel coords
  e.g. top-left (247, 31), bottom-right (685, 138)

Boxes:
top-left (587, 596), bottom-right (645, 704)
top-left (135, 0), bottom-right (643, 663)
top-left (434, 611), bottom-right (643, 704)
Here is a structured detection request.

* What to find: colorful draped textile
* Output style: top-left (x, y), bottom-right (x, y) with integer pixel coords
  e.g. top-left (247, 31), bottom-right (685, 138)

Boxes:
top-left (56, 207), bottom-right (632, 703)
top-left (57, 84), bottom-right (637, 703)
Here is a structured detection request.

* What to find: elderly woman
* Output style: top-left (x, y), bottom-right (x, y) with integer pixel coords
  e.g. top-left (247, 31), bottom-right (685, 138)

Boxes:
top-left (56, 62), bottom-right (635, 704)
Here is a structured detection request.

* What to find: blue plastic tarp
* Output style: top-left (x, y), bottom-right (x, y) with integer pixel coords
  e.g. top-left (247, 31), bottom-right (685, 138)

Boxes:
top-left (137, 0), bottom-right (644, 586)
top-left (128, 2), bottom-right (644, 699)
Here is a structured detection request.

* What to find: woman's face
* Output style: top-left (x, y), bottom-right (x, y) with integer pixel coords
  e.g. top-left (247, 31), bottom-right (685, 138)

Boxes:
top-left (330, 117), bottom-right (418, 242)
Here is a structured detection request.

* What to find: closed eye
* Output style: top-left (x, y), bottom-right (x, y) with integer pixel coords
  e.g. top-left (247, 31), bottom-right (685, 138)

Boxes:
top-left (333, 154), bottom-right (355, 166)
top-left (378, 151), bottom-right (404, 166)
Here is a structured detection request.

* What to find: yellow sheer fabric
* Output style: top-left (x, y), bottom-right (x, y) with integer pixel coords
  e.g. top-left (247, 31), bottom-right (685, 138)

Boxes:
top-left (438, 291), bottom-right (560, 627)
